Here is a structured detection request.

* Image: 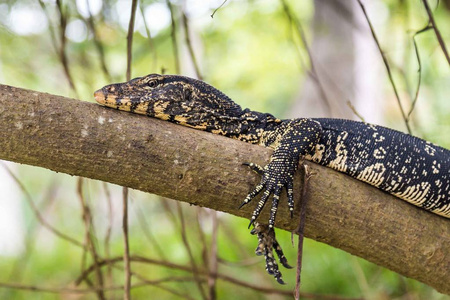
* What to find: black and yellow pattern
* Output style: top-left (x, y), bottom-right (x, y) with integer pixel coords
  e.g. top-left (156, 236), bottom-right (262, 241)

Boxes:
top-left (95, 74), bottom-right (450, 283)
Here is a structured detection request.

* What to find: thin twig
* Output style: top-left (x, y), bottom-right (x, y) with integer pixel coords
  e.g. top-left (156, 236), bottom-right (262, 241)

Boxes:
top-left (0, 162), bottom-right (83, 247)
top-left (346, 101), bottom-right (366, 122)
top-left (166, 0), bottom-right (180, 73)
top-left (55, 0), bottom-right (79, 97)
top-left (110, 264), bottom-right (197, 300)
top-left (217, 219), bottom-right (252, 258)
top-left (408, 25), bottom-right (431, 120)
top-left (357, 0), bottom-right (411, 134)
top-left (83, 0), bottom-right (112, 82)
top-left (422, 0), bottom-right (450, 66)
top-left (4, 178), bottom-right (59, 290)
top-left (122, 187), bottom-right (131, 300)
top-left (123, 2), bottom-right (137, 297)
top-left (37, 0), bottom-right (59, 55)
top-left (77, 256), bottom-right (362, 299)
top-left (181, 11), bottom-right (202, 80)
top-left (102, 182), bottom-right (114, 289)
top-left (195, 209), bottom-right (209, 272)
top-left (77, 178), bottom-right (106, 300)
top-left (176, 203), bottom-right (207, 300)
top-left (139, 0), bottom-right (158, 71)
top-left (0, 281), bottom-right (171, 294)
top-left (131, 197), bottom-right (167, 260)
top-left (208, 211), bottom-right (218, 300)
top-left (217, 256), bottom-right (260, 267)
top-left (280, 0), bottom-right (333, 116)
top-left (294, 164), bottom-right (313, 300)
top-left (211, 0), bottom-right (228, 18)
top-left (126, 0), bottom-right (138, 81)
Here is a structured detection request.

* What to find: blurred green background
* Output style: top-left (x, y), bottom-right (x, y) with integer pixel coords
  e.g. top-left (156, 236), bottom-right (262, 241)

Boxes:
top-left (0, 0), bottom-right (449, 299)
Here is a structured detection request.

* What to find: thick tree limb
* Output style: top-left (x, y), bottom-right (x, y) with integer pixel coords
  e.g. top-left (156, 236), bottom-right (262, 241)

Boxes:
top-left (0, 84), bottom-right (449, 294)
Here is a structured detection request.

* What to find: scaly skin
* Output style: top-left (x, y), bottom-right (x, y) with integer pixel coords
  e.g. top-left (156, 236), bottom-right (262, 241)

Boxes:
top-left (95, 74), bottom-right (450, 284)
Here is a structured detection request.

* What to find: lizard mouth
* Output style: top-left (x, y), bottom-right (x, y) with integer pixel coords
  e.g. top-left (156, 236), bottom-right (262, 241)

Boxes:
top-left (94, 89), bottom-right (111, 105)
top-left (94, 89), bottom-right (150, 114)
top-left (94, 89), bottom-right (131, 109)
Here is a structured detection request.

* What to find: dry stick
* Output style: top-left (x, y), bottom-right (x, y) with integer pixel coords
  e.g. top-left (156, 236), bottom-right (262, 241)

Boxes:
top-left (0, 162), bottom-right (83, 247)
top-left (126, 0), bottom-right (138, 81)
top-left (217, 257), bottom-right (260, 267)
top-left (4, 179), bottom-right (59, 292)
top-left (166, 0), bottom-right (180, 74)
top-left (280, 0), bottom-right (333, 117)
top-left (422, 0), bottom-right (450, 66)
top-left (102, 182), bottom-right (114, 290)
top-left (211, 0), bottom-right (228, 18)
top-left (181, 12), bottom-right (203, 80)
top-left (139, 0), bottom-right (158, 71)
top-left (195, 209), bottom-right (210, 271)
top-left (176, 203), bottom-right (208, 300)
top-left (294, 165), bottom-right (313, 300)
top-left (122, 188), bottom-right (131, 300)
top-left (84, 0), bottom-right (112, 82)
top-left (180, 14), bottom-right (210, 293)
top-left (346, 100), bottom-right (366, 122)
top-left (109, 264), bottom-right (197, 300)
top-left (407, 25), bottom-right (431, 121)
top-left (77, 256), bottom-right (362, 300)
top-left (357, 0), bottom-right (412, 134)
top-left (208, 211), bottom-right (219, 300)
top-left (123, 2), bottom-right (138, 298)
top-left (37, 0), bottom-right (59, 55)
top-left (217, 219), bottom-right (253, 258)
top-left (132, 200), bottom-right (168, 260)
top-left (0, 281), bottom-right (181, 295)
top-left (77, 178), bottom-right (106, 300)
top-left (55, 0), bottom-right (79, 98)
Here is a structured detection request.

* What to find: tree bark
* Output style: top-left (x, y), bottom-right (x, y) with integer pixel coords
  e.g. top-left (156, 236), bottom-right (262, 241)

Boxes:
top-left (0, 84), bottom-right (449, 294)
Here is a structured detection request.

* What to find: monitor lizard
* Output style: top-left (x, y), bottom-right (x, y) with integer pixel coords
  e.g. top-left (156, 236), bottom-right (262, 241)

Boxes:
top-left (94, 74), bottom-right (450, 284)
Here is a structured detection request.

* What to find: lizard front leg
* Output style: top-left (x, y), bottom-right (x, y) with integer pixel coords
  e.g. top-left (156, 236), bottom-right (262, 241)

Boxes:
top-left (240, 118), bottom-right (322, 283)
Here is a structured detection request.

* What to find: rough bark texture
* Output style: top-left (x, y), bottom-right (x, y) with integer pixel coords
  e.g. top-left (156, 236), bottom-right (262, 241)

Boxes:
top-left (0, 84), bottom-right (449, 294)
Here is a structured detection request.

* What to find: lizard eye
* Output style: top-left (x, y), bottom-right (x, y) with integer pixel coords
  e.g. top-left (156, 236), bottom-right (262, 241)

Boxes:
top-left (148, 79), bottom-right (158, 88)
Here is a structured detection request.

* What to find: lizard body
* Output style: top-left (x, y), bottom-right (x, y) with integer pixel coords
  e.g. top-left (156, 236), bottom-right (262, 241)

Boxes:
top-left (95, 74), bottom-right (450, 283)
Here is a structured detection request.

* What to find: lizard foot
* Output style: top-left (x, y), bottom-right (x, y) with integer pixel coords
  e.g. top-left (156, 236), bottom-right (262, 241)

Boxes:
top-left (251, 222), bottom-right (292, 284)
top-left (240, 157), bottom-right (296, 229)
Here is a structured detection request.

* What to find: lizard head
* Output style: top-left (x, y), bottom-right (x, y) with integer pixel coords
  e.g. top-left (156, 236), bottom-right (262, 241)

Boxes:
top-left (94, 74), bottom-right (244, 128)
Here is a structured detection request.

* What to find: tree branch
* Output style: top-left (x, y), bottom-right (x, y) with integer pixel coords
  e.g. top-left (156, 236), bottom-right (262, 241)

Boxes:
top-left (0, 84), bottom-right (449, 294)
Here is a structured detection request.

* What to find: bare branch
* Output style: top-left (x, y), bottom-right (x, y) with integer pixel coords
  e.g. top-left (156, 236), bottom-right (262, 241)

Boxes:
top-left (177, 204), bottom-right (207, 299)
top-left (77, 178), bottom-right (106, 300)
top-left (211, 0), bottom-right (228, 18)
top-left (55, 0), bottom-right (79, 98)
top-left (139, 1), bottom-right (158, 71)
top-left (294, 164), bottom-right (313, 299)
top-left (422, 0), bottom-right (450, 66)
top-left (357, 0), bottom-right (412, 134)
top-left (166, 0), bottom-right (180, 74)
top-left (77, 255), bottom-right (362, 299)
top-left (181, 11), bottom-right (203, 80)
top-left (280, 0), bottom-right (334, 116)
top-left (1, 162), bottom-right (84, 248)
top-left (126, 0), bottom-right (138, 81)
top-left (122, 187), bottom-right (131, 300)
top-left (82, 0), bottom-right (112, 82)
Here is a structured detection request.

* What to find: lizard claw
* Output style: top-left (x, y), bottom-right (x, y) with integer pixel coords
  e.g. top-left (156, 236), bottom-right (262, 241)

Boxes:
top-left (251, 222), bottom-right (291, 284)
top-left (243, 162), bottom-right (265, 175)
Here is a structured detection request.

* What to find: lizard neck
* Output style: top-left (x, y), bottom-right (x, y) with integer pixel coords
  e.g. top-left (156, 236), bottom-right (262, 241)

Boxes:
top-left (201, 106), bottom-right (283, 145)
top-left (182, 85), bottom-right (283, 144)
